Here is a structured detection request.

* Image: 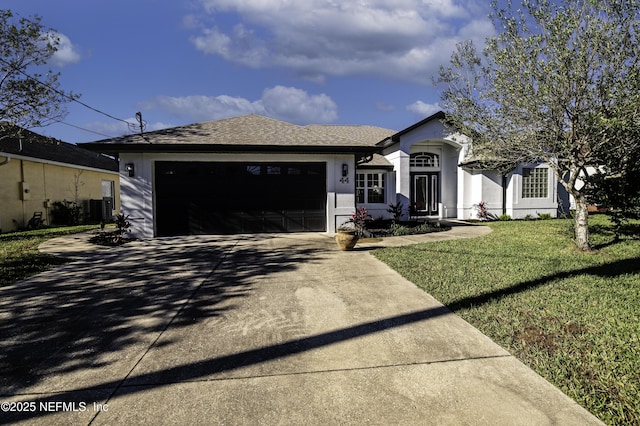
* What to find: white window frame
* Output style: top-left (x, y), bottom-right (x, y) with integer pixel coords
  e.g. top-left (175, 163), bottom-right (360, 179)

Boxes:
top-left (410, 152), bottom-right (440, 168)
top-left (356, 172), bottom-right (385, 204)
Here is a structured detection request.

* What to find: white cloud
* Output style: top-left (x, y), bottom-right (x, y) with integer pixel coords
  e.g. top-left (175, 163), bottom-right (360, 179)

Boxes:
top-left (375, 102), bottom-right (396, 112)
top-left (143, 121), bottom-right (174, 132)
top-left (422, 0), bottom-right (469, 18)
top-left (82, 121), bottom-right (130, 139)
top-left (261, 86), bottom-right (337, 123)
top-left (82, 118), bottom-right (176, 139)
top-left (191, 24), bottom-right (268, 68)
top-left (140, 85), bottom-right (338, 124)
top-left (407, 100), bottom-right (440, 117)
top-left (190, 0), bottom-right (493, 84)
top-left (123, 117), bottom-right (175, 133)
top-left (140, 94), bottom-right (266, 122)
top-left (47, 32), bottom-right (81, 67)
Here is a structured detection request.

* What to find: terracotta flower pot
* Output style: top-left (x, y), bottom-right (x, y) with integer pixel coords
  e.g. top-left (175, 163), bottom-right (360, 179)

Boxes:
top-left (335, 230), bottom-right (359, 251)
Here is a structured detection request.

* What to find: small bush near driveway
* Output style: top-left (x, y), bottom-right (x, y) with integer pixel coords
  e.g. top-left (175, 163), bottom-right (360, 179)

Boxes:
top-left (373, 215), bottom-right (639, 426)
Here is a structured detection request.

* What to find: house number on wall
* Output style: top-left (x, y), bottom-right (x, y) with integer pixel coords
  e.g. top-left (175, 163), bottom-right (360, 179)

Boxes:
top-left (340, 177), bottom-right (350, 183)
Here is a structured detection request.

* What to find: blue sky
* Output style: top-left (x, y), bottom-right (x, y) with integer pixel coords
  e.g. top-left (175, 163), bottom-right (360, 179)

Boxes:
top-left (7, 0), bottom-right (494, 143)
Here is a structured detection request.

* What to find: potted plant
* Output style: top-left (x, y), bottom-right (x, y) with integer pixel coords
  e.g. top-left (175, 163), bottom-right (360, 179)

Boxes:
top-left (335, 207), bottom-right (371, 250)
top-left (335, 226), bottom-right (359, 250)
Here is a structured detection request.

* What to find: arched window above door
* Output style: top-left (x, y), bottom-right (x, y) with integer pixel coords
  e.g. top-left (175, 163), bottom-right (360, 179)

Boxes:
top-left (410, 152), bottom-right (439, 167)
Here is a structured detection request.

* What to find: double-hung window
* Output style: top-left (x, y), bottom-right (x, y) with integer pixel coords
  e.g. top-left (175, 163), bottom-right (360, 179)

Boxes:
top-left (356, 173), bottom-right (385, 203)
top-left (522, 167), bottom-right (548, 198)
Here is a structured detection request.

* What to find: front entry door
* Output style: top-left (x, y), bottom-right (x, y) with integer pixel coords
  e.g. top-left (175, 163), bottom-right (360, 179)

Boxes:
top-left (413, 173), bottom-right (439, 216)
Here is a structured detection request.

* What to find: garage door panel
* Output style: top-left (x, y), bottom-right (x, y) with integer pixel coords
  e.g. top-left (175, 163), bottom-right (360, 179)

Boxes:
top-left (155, 199), bottom-right (189, 236)
top-left (283, 210), bottom-right (306, 232)
top-left (155, 161), bottom-right (327, 235)
top-left (285, 210), bottom-right (325, 232)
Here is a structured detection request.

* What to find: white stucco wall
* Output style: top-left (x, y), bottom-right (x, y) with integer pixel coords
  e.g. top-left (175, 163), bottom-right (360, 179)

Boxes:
top-left (507, 164), bottom-right (559, 218)
top-left (381, 119), bottom-right (462, 220)
top-left (383, 150), bottom-right (410, 219)
top-left (119, 153), bottom-right (153, 237)
top-left (330, 155), bottom-right (358, 232)
top-left (458, 165), bottom-right (563, 220)
top-left (118, 152), bottom-right (356, 238)
top-left (437, 143), bottom-right (459, 218)
top-left (457, 169), bottom-right (503, 219)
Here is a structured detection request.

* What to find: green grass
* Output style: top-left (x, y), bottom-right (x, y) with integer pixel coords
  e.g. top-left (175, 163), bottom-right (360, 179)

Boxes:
top-left (373, 215), bottom-right (640, 426)
top-left (0, 225), bottom-right (99, 287)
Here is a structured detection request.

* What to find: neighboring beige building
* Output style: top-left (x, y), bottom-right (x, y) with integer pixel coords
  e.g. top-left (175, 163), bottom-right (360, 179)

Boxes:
top-left (0, 128), bottom-right (119, 233)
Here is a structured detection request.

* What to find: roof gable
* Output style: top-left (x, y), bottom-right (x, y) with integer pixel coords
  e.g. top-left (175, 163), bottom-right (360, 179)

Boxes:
top-left (377, 111), bottom-right (448, 148)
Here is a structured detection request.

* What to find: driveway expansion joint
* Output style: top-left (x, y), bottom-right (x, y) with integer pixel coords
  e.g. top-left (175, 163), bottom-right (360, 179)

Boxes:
top-left (87, 239), bottom-right (242, 425)
top-left (112, 353), bottom-right (516, 389)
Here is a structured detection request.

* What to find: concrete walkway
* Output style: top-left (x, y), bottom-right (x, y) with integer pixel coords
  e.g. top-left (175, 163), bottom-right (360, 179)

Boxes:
top-left (0, 225), bottom-right (602, 425)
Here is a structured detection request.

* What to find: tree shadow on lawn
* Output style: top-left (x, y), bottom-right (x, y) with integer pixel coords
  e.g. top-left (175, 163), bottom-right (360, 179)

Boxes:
top-left (381, 242), bottom-right (640, 309)
top-left (0, 235), bottom-right (326, 397)
top-left (1, 253), bottom-right (69, 286)
top-left (589, 222), bottom-right (640, 250)
top-left (446, 256), bottom-right (640, 311)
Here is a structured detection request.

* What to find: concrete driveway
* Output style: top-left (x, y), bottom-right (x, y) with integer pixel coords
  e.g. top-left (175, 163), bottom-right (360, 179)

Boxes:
top-left (1, 226), bottom-right (602, 425)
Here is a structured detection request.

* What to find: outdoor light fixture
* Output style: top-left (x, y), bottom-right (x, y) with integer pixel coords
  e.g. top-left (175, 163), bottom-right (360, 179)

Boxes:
top-left (125, 163), bottom-right (135, 177)
top-left (339, 163), bottom-right (350, 183)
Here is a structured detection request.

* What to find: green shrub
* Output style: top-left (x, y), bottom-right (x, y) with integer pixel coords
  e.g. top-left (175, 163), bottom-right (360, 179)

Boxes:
top-left (390, 223), bottom-right (411, 236)
top-left (50, 201), bottom-right (82, 226)
top-left (415, 223), bottom-right (433, 233)
top-left (89, 214), bottom-right (132, 246)
top-left (538, 213), bottom-right (552, 220)
top-left (387, 202), bottom-right (403, 222)
top-left (499, 214), bottom-right (511, 221)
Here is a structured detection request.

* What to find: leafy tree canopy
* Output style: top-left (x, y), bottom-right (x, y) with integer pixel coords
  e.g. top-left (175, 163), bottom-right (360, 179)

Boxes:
top-left (436, 0), bottom-right (640, 250)
top-left (0, 9), bottom-right (78, 138)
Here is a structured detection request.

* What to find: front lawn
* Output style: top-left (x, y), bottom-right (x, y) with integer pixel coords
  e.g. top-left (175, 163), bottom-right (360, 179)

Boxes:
top-left (373, 215), bottom-right (640, 426)
top-left (0, 225), bottom-right (99, 287)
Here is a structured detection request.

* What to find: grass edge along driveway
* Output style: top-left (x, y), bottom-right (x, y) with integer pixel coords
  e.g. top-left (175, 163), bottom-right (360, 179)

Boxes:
top-left (373, 215), bottom-right (639, 426)
top-left (0, 225), bottom-right (99, 287)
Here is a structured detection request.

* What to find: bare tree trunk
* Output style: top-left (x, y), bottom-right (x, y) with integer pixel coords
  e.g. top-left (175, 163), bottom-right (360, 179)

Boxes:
top-left (573, 193), bottom-right (591, 251)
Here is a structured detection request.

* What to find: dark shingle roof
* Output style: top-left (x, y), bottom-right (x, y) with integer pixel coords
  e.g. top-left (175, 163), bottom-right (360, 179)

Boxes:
top-left (0, 126), bottom-right (118, 172)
